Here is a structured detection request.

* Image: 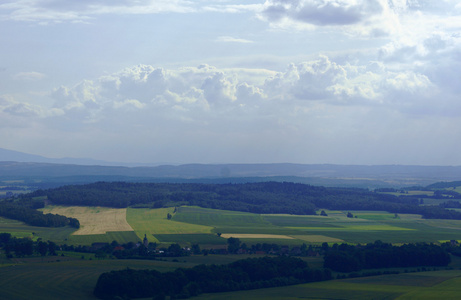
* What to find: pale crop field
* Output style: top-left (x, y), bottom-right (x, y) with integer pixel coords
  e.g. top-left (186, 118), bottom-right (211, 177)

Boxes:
top-left (42, 206), bottom-right (133, 235)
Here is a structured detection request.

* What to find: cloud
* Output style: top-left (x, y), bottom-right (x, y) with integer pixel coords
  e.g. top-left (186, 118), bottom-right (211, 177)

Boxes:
top-left (13, 71), bottom-right (46, 81)
top-left (2, 49), bottom-right (459, 164)
top-left (216, 36), bottom-right (254, 43)
top-left (0, 0), bottom-right (195, 23)
top-left (259, 0), bottom-right (403, 36)
top-left (0, 0), bottom-right (261, 23)
top-left (259, 0), bottom-right (461, 38)
top-left (0, 95), bottom-right (42, 129)
top-left (202, 3), bottom-right (264, 13)
top-left (43, 49), bottom-right (453, 132)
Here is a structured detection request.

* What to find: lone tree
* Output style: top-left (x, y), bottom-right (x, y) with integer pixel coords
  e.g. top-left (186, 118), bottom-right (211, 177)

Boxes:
top-left (227, 237), bottom-right (241, 254)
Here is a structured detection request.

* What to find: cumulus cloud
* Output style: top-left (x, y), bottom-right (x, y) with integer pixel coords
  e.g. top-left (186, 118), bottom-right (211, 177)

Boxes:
top-left (259, 0), bottom-right (461, 38)
top-left (4, 45), bottom-right (460, 163)
top-left (0, 95), bottom-right (42, 129)
top-left (43, 48), bottom-right (454, 131)
top-left (260, 0), bottom-right (403, 36)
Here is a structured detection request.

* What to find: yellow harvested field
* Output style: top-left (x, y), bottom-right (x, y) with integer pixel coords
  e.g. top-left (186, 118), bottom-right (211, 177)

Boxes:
top-left (43, 206), bottom-right (133, 235)
top-left (221, 234), bottom-right (295, 239)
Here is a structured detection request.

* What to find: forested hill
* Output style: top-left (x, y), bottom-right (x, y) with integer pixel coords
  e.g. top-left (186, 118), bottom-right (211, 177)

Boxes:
top-left (27, 182), bottom-right (461, 219)
top-left (3, 161), bottom-right (461, 188)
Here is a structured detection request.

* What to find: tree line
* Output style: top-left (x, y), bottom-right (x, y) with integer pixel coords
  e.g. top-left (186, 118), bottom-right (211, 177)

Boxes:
top-left (0, 199), bottom-right (79, 228)
top-left (323, 241), bottom-right (451, 272)
top-left (0, 233), bottom-right (58, 258)
top-left (93, 256), bottom-right (332, 299)
top-left (25, 181), bottom-right (461, 219)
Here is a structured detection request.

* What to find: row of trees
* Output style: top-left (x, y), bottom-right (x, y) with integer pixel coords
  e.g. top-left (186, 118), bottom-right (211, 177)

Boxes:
top-left (0, 233), bottom-right (58, 257)
top-left (0, 200), bottom-right (79, 228)
top-left (323, 241), bottom-right (451, 272)
top-left (93, 256), bottom-right (332, 299)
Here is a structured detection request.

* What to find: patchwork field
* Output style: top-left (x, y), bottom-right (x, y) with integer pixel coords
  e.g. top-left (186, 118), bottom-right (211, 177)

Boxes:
top-left (3, 205), bottom-right (461, 299)
top-left (0, 206), bottom-right (453, 246)
top-left (3, 205), bottom-right (461, 246)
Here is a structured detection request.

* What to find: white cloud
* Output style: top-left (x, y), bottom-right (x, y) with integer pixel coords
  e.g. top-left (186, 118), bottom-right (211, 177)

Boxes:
top-left (0, 0), bottom-right (194, 23)
top-left (202, 3), bottom-right (264, 13)
top-left (216, 36), bottom-right (254, 43)
top-left (0, 0), bottom-right (262, 23)
top-left (0, 95), bottom-right (42, 122)
top-left (43, 49), bottom-right (455, 135)
top-left (13, 71), bottom-right (46, 81)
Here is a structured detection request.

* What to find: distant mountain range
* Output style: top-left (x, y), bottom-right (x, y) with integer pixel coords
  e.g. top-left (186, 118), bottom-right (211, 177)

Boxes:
top-left (0, 148), bottom-right (158, 167)
top-left (2, 147), bottom-right (461, 188)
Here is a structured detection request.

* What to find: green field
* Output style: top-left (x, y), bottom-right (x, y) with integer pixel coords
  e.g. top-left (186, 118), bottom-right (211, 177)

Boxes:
top-left (189, 270), bottom-right (461, 300)
top-left (155, 233), bottom-right (226, 245)
top-left (65, 231), bottom-right (140, 246)
top-left (2, 253), bottom-right (460, 300)
top-left (0, 216), bottom-right (77, 243)
top-left (0, 254), bottom-right (268, 300)
top-left (126, 207), bottom-right (213, 244)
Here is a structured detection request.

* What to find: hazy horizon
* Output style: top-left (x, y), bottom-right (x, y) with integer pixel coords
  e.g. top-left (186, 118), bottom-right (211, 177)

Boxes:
top-left (1, 1), bottom-right (461, 165)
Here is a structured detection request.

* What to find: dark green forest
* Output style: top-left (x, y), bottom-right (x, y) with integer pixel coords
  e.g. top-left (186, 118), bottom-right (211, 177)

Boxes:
top-left (323, 241), bottom-right (451, 272)
top-left (27, 181), bottom-right (461, 219)
top-left (0, 198), bottom-right (79, 228)
top-left (93, 256), bottom-right (332, 299)
top-left (3, 181), bottom-right (461, 228)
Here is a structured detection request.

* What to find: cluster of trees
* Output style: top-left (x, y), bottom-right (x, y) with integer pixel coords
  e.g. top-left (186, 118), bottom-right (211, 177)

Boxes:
top-left (0, 199), bottom-right (79, 228)
top-left (0, 233), bottom-right (58, 258)
top-left (93, 256), bottom-right (332, 299)
top-left (323, 241), bottom-right (451, 272)
top-left (25, 181), bottom-right (461, 219)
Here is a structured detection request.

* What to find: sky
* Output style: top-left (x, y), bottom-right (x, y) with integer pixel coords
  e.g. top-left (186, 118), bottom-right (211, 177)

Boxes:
top-left (1, 0), bottom-right (461, 165)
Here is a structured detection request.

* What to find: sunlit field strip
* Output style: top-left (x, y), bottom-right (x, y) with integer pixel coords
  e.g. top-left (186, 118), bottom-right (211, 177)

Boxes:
top-left (286, 225), bottom-right (414, 231)
top-left (220, 233), bottom-right (295, 239)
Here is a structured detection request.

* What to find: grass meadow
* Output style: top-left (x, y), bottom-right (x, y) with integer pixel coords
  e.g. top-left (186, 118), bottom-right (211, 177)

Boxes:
top-left (126, 207), bottom-right (213, 244)
top-left (189, 270), bottom-right (461, 300)
top-left (0, 254), bottom-right (268, 300)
